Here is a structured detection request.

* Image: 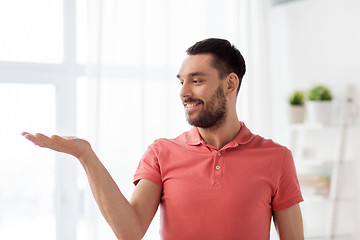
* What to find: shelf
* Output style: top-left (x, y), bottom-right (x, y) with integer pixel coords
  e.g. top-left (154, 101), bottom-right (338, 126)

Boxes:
top-left (302, 193), bottom-right (329, 202)
top-left (295, 159), bottom-right (355, 168)
top-left (304, 234), bottom-right (354, 240)
top-left (287, 88), bottom-right (359, 239)
top-left (288, 123), bottom-right (359, 131)
top-left (295, 159), bottom-right (333, 166)
top-left (288, 123), bottom-right (338, 130)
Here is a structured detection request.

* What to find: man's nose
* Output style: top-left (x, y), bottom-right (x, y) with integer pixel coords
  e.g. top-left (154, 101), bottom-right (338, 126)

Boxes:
top-left (180, 81), bottom-right (193, 99)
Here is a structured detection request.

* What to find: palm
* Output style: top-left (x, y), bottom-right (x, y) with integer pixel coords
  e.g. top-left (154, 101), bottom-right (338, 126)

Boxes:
top-left (22, 132), bottom-right (91, 159)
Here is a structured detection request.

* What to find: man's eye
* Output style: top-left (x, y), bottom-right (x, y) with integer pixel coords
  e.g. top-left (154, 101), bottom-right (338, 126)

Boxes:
top-left (179, 82), bottom-right (184, 86)
top-left (193, 80), bottom-right (201, 84)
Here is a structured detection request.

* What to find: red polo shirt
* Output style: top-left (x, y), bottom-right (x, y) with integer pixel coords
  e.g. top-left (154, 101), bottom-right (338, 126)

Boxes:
top-left (134, 122), bottom-right (303, 239)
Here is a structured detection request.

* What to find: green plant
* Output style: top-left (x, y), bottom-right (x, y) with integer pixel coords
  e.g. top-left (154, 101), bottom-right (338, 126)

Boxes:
top-left (289, 90), bottom-right (305, 106)
top-left (308, 85), bottom-right (333, 101)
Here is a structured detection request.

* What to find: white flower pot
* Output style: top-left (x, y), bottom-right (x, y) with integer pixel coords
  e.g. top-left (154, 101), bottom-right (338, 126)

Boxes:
top-left (287, 105), bottom-right (306, 124)
top-left (307, 101), bottom-right (332, 125)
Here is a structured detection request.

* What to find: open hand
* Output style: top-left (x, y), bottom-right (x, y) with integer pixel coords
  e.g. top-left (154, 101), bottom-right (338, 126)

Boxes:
top-left (22, 132), bottom-right (92, 159)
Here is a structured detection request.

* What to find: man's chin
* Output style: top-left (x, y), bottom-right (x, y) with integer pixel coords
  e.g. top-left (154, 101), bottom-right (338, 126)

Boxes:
top-left (186, 116), bottom-right (200, 127)
top-left (186, 118), bottom-right (196, 127)
top-left (186, 114), bottom-right (226, 129)
top-left (186, 118), bottom-right (211, 129)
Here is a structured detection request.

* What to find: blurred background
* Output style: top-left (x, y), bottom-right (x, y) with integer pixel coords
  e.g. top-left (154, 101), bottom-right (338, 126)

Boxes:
top-left (0, 0), bottom-right (359, 239)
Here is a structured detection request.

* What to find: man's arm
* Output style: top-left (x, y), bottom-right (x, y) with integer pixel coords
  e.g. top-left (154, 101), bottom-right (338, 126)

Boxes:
top-left (80, 152), bottom-right (161, 240)
top-left (273, 204), bottom-right (304, 240)
top-left (22, 133), bottom-right (161, 240)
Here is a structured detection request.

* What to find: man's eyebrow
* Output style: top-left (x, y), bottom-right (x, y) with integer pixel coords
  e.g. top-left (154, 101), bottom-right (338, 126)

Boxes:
top-left (176, 72), bottom-right (206, 79)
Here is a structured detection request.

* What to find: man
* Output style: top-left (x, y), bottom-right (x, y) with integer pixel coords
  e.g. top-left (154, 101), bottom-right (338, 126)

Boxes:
top-left (23, 38), bottom-right (304, 239)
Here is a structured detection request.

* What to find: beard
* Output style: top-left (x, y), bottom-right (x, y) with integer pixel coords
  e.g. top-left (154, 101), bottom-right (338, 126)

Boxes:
top-left (184, 85), bottom-right (227, 129)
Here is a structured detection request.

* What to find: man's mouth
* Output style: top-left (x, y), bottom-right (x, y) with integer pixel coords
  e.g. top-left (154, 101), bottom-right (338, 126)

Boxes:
top-left (183, 101), bottom-right (202, 111)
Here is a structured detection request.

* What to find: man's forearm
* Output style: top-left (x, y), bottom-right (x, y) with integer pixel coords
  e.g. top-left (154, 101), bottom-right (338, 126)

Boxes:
top-left (79, 151), bottom-right (144, 240)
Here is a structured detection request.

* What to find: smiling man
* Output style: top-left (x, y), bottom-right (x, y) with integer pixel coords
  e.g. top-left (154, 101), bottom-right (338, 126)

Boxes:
top-left (23, 38), bottom-right (304, 239)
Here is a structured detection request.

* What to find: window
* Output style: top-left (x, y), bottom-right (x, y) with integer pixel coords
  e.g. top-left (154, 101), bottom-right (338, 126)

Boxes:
top-left (1, 1), bottom-right (243, 239)
top-left (0, 83), bottom-right (56, 239)
top-left (0, 0), bottom-right (63, 63)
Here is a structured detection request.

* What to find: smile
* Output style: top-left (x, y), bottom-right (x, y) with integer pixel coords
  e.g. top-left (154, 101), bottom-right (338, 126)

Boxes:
top-left (184, 102), bottom-right (201, 110)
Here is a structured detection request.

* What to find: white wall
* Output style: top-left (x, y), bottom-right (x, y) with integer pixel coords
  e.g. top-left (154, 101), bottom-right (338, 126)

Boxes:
top-left (269, 0), bottom-right (360, 130)
top-left (268, 0), bottom-right (360, 238)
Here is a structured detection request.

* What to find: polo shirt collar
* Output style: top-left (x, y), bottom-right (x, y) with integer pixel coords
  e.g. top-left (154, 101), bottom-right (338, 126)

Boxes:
top-left (185, 121), bottom-right (254, 147)
top-left (185, 127), bottom-right (202, 145)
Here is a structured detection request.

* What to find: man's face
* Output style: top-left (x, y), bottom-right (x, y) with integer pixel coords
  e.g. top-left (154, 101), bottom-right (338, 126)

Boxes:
top-left (177, 54), bottom-right (227, 129)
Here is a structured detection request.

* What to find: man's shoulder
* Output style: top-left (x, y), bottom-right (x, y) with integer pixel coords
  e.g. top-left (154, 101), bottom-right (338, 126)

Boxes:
top-left (237, 122), bottom-right (287, 151)
top-left (247, 133), bottom-right (287, 151)
top-left (244, 134), bottom-right (292, 165)
top-left (143, 131), bottom-right (202, 161)
top-left (149, 130), bottom-right (192, 148)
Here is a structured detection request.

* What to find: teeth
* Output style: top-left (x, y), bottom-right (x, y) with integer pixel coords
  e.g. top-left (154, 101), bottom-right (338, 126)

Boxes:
top-left (184, 102), bottom-right (199, 108)
top-left (183, 101), bottom-right (201, 108)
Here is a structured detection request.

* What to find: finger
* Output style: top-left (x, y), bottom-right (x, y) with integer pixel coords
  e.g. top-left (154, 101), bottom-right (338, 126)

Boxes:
top-left (22, 132), bottom-right (38, 143)
top-left (22, 132), bottom-right (47, 144)
top-left (34, 133), bottom-right (57, 148)
top-left (23, 132), bottom-right (67, 153)
top-left (22, 133), bottom-right (52, 148)
top-left (54, 135), bottom-right (78, 141)
top-left (51, 135), bottom-right (64, 141)
top-left (35, 133), bottom-right (51, 139)
top-left (22, 132), bottom-right (34, 141)
top-left (50, 135), bottom-right (69, 147)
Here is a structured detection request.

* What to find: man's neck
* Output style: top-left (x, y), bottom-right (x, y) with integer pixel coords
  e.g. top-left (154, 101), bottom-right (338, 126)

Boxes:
top-left (197, 117), bottom-right (241, 150)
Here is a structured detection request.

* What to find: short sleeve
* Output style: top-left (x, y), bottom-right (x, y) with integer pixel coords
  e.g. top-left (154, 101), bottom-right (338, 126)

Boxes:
top-left (133, 142), bottom-right (163, 189)
top-left (272, 148), bottom-right (303, 211)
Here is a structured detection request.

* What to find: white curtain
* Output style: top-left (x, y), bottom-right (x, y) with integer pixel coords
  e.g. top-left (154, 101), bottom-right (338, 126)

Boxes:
top-left (76, 0), bottom-right (273, 239)
top-left (236, 0), bottom-right (273, 138)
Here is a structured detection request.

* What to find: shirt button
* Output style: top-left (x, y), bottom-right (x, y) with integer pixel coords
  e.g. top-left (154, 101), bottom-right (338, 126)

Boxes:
top-left (215, 166), bottom-right (221, 170)
top-left (217, 152), bottom-right (221, 156)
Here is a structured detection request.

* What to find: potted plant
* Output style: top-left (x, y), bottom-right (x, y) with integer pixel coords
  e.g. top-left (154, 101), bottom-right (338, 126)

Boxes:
top-left (287, 90), bottom-right (306, 123)
top-left (307, 85), bottom-right (333, 125)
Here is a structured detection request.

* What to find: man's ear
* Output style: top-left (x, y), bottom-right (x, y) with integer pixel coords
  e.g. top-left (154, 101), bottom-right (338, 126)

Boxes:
top-left (225, 73), bottom-right (239, 95)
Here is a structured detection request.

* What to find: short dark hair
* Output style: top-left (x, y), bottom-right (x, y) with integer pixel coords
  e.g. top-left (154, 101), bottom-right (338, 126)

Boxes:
top-left (186, 38), bottom-right (246, 94)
